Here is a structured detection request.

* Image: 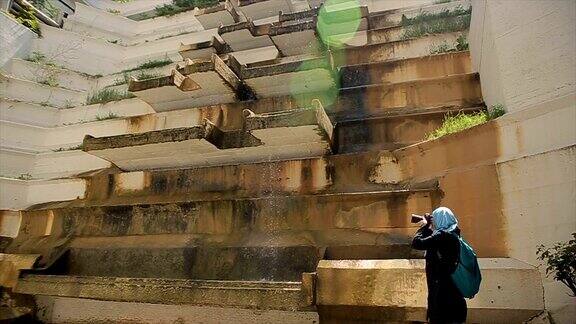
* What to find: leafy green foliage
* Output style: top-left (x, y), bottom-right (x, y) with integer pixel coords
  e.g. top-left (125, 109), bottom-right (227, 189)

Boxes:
top-left (155, 4), bottom-right (180, 16)
top-left (487, 104), bottom-right (505, 120)
top-left (123, 58), bottom-right (173, 73)
top-left (537, 233), bottom-right (576, 296)
top-left (14, 5), bottom-right (41, 36)
top-left (429, 34), bottom-right (468, 54)
top-left (455, 34), bottom-right (469, 51)
top-left (86, 89), bottom-right (135, 105)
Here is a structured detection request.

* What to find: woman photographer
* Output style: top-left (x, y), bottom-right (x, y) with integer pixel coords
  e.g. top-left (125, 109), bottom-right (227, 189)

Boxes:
top-left (412, 207), bottom-right (467, 324)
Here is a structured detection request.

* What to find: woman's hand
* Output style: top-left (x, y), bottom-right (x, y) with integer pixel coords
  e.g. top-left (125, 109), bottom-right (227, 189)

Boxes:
top-left (424, 213), bottom-right (433, 228)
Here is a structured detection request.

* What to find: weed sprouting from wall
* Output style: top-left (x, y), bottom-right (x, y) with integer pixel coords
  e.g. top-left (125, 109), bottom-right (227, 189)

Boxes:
top-left (122, 57), bottom-right (173, 73)
top-left (426, 105), bottom-right (506, 140)
top-left (400, 6), bottom-right (471, 40)
top-left (487, 104), bottom-right (505, 120)
top-left (53, 144), bottom-right (84, 152)
top-left (429, 34), bottom-right (468, 54)
top-left (86, 89), bottom-right (135, 105)
top-left (95, 112), bottom-right (120, 121)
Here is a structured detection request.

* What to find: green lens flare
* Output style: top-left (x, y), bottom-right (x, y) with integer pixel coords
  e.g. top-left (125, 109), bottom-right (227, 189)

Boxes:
top-left (316, 0), bottom-right (363, 49)
top-left (289, 56), bottom-right (339, 109)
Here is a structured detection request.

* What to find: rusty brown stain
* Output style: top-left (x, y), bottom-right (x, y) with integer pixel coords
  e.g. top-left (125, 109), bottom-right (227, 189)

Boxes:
top-left (393, 118), bottom-right (508, 257)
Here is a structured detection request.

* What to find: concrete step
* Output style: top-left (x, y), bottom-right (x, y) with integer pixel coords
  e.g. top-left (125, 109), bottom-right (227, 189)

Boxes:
top-left (33, 24), bottom-right (190, 76)
top-left (0, 98), bottom-right (154, 128)
top-left (333, 105), bottom-right (483, 153)
top-left (9, 229), bottom-right (422, 281)
top-left (81, 105), bottom-right (333, 171)
top-left (77, 150), bottom-right (413, 204)
top-left (339, 51), bottom-right (473, 88)
top-left (332, 72), bottom-right (483, 120)
top-left (129, 55), bottom-right (244, 112)
top-left (0, 74), bottom-right (86, 109)
top-left (16, 275), bottom-right (306, 311)
top-left (0, 177), bottom-right (85, 211)
top-left (19, 188), bottom-right (435, 237)
top-left (368, 0), bottom-right (471, 30)
top-left (33, 296), bottom-right (318, 323)
top-left (315, 258), bottom-right (544, 323)
top-left (5, 58), bottom-right (98, 92)
top-left (336, 32), bottom-right (468, 67)
top-left (0, 148), bottom-right (110, 180)
top-left (63, 2), bottom-right (235, 46)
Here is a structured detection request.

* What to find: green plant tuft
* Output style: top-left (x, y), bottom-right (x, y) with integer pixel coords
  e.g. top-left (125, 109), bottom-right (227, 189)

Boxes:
top-left (135, 71), bottom-right (161, 80)
top-left (155, 0), bottom-right (219, 17)
top-left (426, 111), bottom-right (487, 140)
top-left (455, 34), bottom-right (469, 51)
top-left (123, 57), bottom-right (173, 72)
top-left (426, 105), bottom-right (506, 140)
top-left (13, 5), bottom-right (41, 36)
top-left (487, 104), bottom-right (505, 120)
top-left (95, 112), bottom-right (120, 121)
top-left (86, 88), bottom-right (135, 105)
top-left (429, 34), bottom-right (468, 54)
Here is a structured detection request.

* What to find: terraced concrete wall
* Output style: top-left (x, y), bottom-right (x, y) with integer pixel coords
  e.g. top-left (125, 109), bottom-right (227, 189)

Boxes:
top-left (0, 13), bottom-right (37, 67)
top-left (468, 1), bottom-right (576, 322)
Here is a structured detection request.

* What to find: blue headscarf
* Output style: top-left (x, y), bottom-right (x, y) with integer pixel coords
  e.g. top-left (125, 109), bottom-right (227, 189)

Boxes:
top-left (432, 207), bottom-right (458, 233)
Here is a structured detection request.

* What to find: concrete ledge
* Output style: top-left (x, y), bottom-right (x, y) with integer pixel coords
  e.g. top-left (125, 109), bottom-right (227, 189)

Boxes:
top-left (129, 55), bottom-right (249, 112)
top-left (315, 258), bottom-right (544, 323)
top-left (16, 275), bottom-right (306, 311)
top-left (82, 106), bottom-right (332, 170)
top-left (0, 253), bottom-right (39, 288)
top-left (334, 72), bottom-right (483, 119)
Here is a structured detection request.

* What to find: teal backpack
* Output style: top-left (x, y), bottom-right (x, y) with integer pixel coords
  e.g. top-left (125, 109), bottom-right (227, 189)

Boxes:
top-left (451, 234), bottom-right (482, 298)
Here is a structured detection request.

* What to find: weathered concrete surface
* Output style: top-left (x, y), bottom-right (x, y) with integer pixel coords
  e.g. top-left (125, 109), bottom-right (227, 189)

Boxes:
top-left (76, 150), bottom-right (419, 206)
top-left (339, 51), bottom-right (472, 88)
top-left (333, 72), bottom-right (483, 119)
top-left (35, 296), bottom-right (319, 323)
top-left (0, 253), bottom-right (39, 288)
top-left (129, 55), bottom-right (249, 112)
top-left (336, 32), bottom-right (468, 67)
top-left (16, 275), bottom-right (306, 310)
top-left (20, 189), bottom-right (435, 236)
top-left (82, 106), bottom-right (333, 171)
top-left (469, 0), bottom-right (576, 113)
top-left (315, 258), bottom-right (544, 323)
top-left (333, 105), bottom-right (482, 153)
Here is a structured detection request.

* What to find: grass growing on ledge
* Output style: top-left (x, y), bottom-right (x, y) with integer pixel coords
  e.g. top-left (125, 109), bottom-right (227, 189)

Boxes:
top-left (122, 58), bottom-right (173, 73)
top-left (86, 88), bottom-right (135, 105)
top-left (426, 106), bottom-right (506, 140)
top-left (429, 34), bottom-right (469, 54)
top-left (155, 0), bottom-right (219, 17)
top-left (400, 5), bottom-right (472, 40)
top-left (53, 144), bottom-right (83, 152)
